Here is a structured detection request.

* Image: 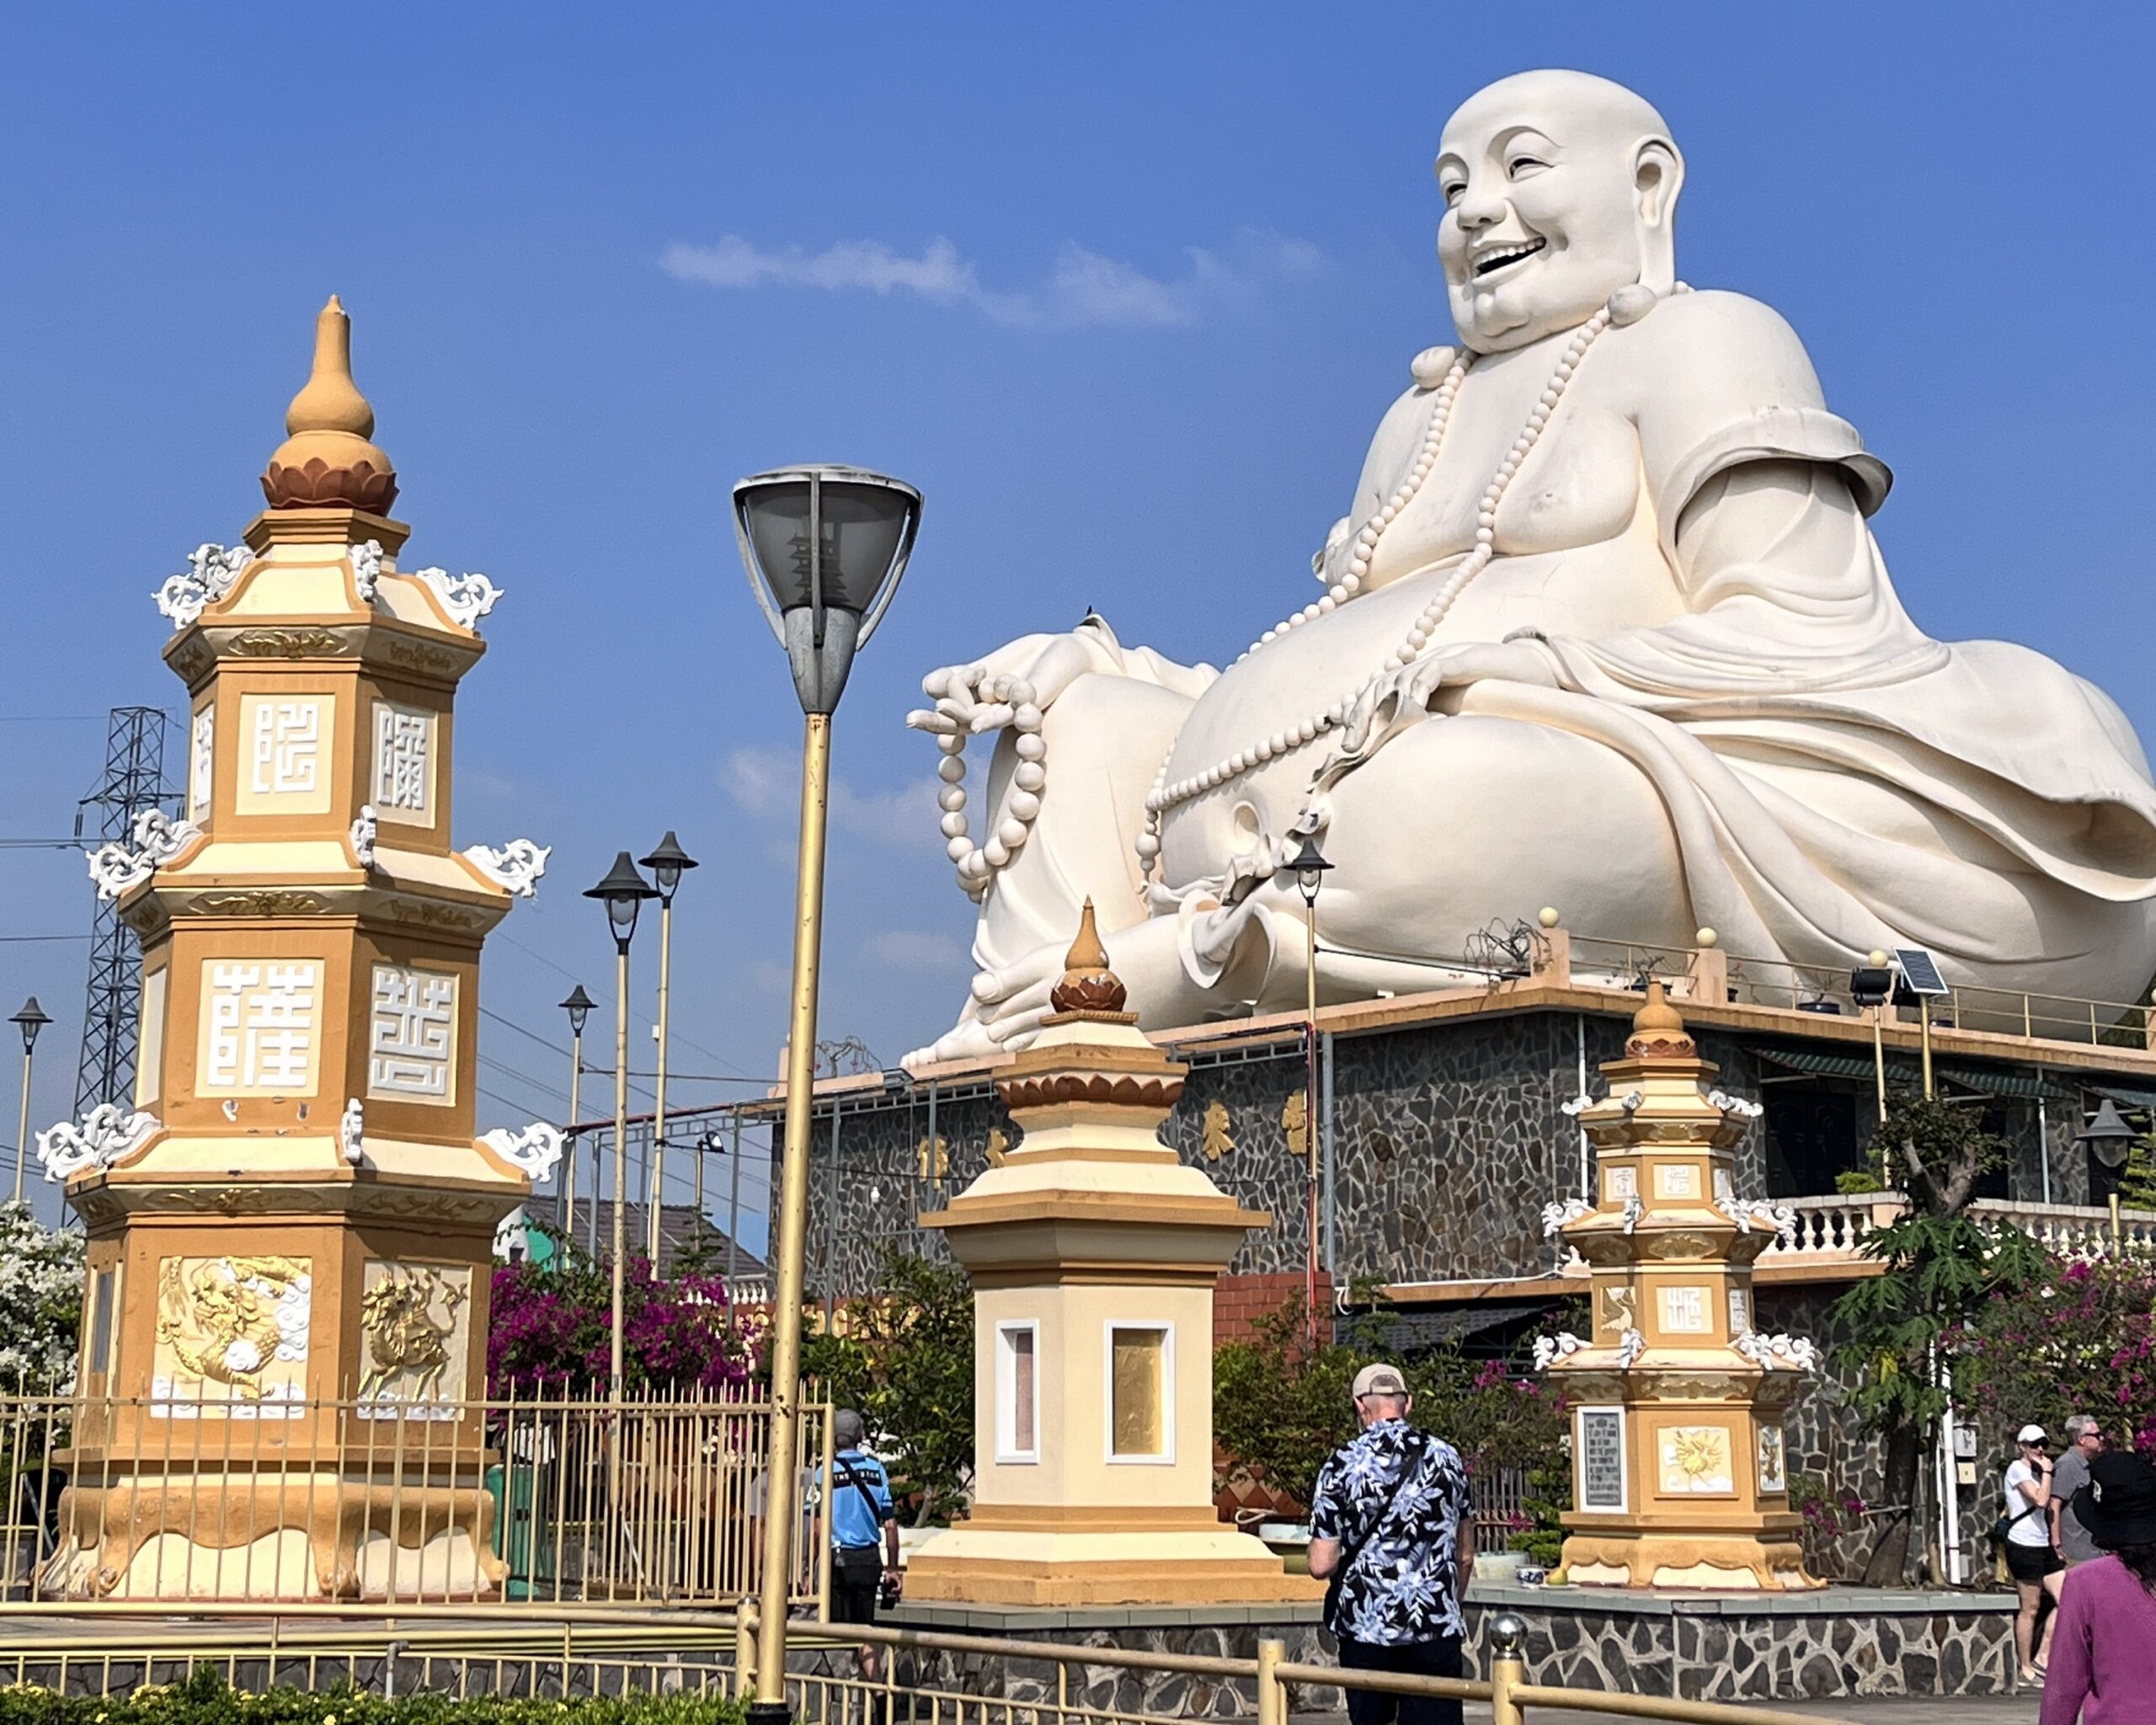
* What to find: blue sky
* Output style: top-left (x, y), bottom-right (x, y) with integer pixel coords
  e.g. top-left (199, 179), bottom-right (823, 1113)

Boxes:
top-left (0, 3), bottom-right (2149, 1237)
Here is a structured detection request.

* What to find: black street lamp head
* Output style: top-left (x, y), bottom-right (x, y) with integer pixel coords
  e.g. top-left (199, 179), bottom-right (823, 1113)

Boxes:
top-left (9, 997), bottom-right (49, 1055)
top-left (734, 464), bottom-right (921, 716)
top-left (584, 852), bottom-right (659, 950)
top-left (2077, 1097), bottom-right (2139, 1170)
top-left (639, 830), bottom-right (700, 903)
top-left (1284, 833), bottom-right (1334, 907)
top-left (1849, 966), bottom-right (1895, 1009)
top-left (560, 984), bottom-right (596, 1038)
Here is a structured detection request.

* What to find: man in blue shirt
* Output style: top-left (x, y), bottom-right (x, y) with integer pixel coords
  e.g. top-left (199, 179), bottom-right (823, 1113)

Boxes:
top-left (825, 1407), bottom-right (900, 1679)
top-left (1307, 1365), bottom-right (1476, 1725)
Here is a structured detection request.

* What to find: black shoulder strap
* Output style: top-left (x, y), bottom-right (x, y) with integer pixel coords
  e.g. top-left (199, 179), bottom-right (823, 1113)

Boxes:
top-left (836, 1456), bottom-right (887, 1532)
top-left (1336, 1433), bottom-right (1432, 1580)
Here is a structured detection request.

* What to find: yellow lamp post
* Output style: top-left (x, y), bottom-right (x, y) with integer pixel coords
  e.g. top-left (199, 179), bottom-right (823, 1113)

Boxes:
top-left (639, 832), bottom-right (700, 1265)
top-left (9, 998), bottom-right (50, 1205)
top-left (584, 852), bottom-right (658, 1383)
top-left (733, 463), bottom-right (920, 1725)
top-left (559, 984), bottom-right (594, 1240)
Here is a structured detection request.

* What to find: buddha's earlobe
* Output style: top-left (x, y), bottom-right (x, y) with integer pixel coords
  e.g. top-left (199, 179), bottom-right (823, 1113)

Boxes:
top-left (1632, 136), bottom-right (1684, 294)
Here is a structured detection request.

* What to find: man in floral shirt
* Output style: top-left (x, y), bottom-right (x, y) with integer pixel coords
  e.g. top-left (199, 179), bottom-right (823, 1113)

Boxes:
top-left (1308, 1364), bottom-right (1476, 1725)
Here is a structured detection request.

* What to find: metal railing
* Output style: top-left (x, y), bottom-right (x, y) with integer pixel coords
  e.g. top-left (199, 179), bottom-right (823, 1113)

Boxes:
top-left (0, 1386), bottom-right (829, 1607)
top-left (1562, 933), bottom-right (2154, 1052)
top-left (0, 1605), bottom-right (1861, 1725)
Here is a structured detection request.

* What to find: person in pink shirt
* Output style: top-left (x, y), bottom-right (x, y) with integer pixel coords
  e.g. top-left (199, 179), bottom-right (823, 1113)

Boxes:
top-left (2041, 1450), bottom-right (2156, 1725)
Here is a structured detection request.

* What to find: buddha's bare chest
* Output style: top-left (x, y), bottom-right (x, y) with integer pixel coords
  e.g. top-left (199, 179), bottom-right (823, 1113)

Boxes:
top-left (1367, 365), bottom-right (1645, 579)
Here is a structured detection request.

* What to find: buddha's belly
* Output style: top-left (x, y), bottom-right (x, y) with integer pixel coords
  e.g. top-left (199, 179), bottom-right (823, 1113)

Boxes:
top-left (1158, 538), bottom-right (1682, 878)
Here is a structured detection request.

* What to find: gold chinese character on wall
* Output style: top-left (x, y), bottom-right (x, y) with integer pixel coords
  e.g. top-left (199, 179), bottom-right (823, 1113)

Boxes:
top-left (1201, 1099), bottom-right (1235, 1162)
top-left (984, 1127), bottom-right (1008, 1167)
top-left (916, 1135), bottom-right (949, 1179)
top-left (1281, 1092), bottom-right (1307, 1161)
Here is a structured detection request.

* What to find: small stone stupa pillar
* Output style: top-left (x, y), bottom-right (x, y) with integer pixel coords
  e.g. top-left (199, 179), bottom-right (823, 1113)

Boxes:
top-left (906, 905), bottom-right (1317, 1605)
top-left (1537, 985), bottom-right (1822, 1589)
top-left (37, 300), bottom-right (558, 1599)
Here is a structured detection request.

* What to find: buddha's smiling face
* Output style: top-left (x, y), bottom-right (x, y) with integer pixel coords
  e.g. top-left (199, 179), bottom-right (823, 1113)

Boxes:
top-left (1435, 71), bottom-right (1682, 354)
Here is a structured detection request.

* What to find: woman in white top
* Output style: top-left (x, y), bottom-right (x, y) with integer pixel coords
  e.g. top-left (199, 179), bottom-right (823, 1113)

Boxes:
top-left (2006, 1423), bottom-right (2065, 1680)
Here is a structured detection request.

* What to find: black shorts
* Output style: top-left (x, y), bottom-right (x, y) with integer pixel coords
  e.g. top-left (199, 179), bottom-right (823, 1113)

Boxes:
top-left (2005, 1541), bottom-right (2062, 1584)
top-left (831, 1546), bottom-right (884, 1624)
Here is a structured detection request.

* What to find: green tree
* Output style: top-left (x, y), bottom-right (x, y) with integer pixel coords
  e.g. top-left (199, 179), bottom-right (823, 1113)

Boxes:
top-left (2115, 1136), bottom-right (2156, 1212)
top-left (1831, 1094), bottom-right (2043, 1584)
top-left (0, 1201), bottom-right (83, 1389)
top-left (799, 1250), bottom-right (974, 1525)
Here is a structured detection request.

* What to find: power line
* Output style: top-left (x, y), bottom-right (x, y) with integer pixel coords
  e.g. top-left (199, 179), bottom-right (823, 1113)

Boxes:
top-left (0, 934), bottom-right (88, 944)
top-left (478, 1053), bottom-right (572, 1108)
top-left (479, 1007), bottom-right (571, 1059)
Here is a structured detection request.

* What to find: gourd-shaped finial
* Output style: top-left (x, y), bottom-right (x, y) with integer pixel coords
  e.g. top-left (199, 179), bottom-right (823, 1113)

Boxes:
top-left (261, 296), bottom-right (398, 513)
top-left (1625, 980), bottom-right (1695, 1057)
top-left (1048, 900), bottom-right (1129, 1016)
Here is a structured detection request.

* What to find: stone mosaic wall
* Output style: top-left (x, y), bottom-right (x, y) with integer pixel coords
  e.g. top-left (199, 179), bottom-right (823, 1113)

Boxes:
top-left (883, 1593), bottom-right (2019, 1704)
top-left (800, 1004), bottom-right (1775, 1299)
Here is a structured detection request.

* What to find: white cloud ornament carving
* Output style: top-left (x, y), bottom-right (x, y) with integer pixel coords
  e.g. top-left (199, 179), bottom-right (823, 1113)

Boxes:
top-left (350, 804), bottom-right (377, 868)
top-left (462, 839), bottom-right (548, 898)
top-left (36, 1104), bottom-right (160, 1182)
top-left (1733, 1331), bottom-right (1819, 1371)
top-left (481, 1122), bottom-right (565, 1183)
top-left (412, 566), bottom-right (503, 631)
top-left (340, 1097), bottom-right (366, 1167)
top-left (1532, 1331), bottom-right (1586, 1371)
top-left (87, 808), bottom-right (201, 900)
top-left (155, 542), bottom-right (251, 630)
top-left (1541, 1197), bottom-right (1594, 1238)
top-left (350, 539), bottom-right (384, 604)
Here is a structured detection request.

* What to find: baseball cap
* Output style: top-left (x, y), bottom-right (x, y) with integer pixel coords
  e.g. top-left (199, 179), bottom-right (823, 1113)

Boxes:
top-left (1352, 1364), bottom-right (1409, 1400)
top-left (835, 1408), bottom-right (867, 1448)
top-left (2017, 1424), bottom-right (2048, 1444)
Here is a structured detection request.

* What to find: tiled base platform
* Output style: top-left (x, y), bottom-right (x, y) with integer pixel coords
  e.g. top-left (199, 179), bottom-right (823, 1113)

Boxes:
top-left (885, 1584), bottom-right (2020, 1709)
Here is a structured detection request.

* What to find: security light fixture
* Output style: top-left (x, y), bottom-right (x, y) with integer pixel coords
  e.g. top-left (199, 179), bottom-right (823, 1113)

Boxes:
top-left (734, 465), bottom-right (921, 715)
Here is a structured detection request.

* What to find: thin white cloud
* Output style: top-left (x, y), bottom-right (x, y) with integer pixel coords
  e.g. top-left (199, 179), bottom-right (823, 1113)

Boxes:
top-left (867, 930), bottom-right (969, 973)
top-left (718, 745), bottom-right (941, 849)
top-left (660, 231), bottom-right (1321, 329)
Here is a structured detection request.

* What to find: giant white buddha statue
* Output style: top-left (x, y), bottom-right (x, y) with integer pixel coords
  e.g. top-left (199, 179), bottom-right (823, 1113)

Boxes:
top-left (905, 69), bottom-right (2156, 1062)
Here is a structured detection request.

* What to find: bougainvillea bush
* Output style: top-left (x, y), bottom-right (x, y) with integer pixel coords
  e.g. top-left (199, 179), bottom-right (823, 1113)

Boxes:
top-left (1953, 1255), bottom-right (2156, 1451)
top-left (487, 1241), bottom-right (753, 1394)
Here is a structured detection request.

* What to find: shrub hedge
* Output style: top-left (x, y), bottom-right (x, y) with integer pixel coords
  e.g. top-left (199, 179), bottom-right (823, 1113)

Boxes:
top-left (0, 1669), bottom-right (746, 1724)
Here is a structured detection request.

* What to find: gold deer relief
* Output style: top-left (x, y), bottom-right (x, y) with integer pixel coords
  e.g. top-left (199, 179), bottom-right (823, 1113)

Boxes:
top-left (1281, 1092), bottom-right (1308, 1162)
top-left (1201, 1099), bottom-right (1235, 1162)
top-left (357, 1262), bottom-right (472, 1419)
top-left (984, 1127), bottom-right (1009, 1167)
top-left (915, 1135), bottom-right (949, 1180)
top-left (152, 1254), bottom-right (312, 1415)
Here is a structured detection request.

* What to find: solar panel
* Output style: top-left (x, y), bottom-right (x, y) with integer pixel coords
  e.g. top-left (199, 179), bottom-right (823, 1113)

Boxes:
top-left (1892, 946), bottom-right (1950, 997)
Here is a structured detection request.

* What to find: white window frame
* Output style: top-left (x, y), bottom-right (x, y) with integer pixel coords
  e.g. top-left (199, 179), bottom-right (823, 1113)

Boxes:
top-left (1102, 1319), bottom-right (1176, 1466)
top-left (995, 1320), bottom-right (1040, 1464)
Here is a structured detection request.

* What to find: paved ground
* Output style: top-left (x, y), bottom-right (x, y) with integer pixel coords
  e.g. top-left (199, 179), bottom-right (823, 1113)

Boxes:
top-left (1295, 1699), bottom-right (2036, 1722)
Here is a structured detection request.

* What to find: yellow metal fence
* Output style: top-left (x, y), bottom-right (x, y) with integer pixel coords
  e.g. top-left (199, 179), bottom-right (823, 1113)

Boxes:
top-left (0, 1605), bottom-right (1862, 1725)
top-left (0, 1387), bottom-right (829, 1608)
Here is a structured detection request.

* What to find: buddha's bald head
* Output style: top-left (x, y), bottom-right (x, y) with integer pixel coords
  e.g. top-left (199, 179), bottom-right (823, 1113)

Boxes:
top-left (1434, 70), bottom-right (1684, 353)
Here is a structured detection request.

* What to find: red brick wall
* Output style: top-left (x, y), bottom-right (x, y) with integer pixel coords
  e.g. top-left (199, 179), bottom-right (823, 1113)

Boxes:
top-left (1214, 1270), bottom-right (1334, 1348)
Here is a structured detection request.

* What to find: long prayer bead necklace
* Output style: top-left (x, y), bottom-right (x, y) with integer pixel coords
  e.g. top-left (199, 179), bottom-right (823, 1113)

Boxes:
top-left (931, 286), bottom-right (1679, 903)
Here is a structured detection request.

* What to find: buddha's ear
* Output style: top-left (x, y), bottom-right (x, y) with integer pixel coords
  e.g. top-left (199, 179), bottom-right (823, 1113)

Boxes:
top-left (1632, 136), bottom-right (1684, 294)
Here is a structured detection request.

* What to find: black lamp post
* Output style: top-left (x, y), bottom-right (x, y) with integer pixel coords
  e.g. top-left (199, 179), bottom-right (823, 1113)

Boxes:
top-left (1283, 834), bottom-right (1332, 1338)
top-left (638, 833), bottom-right (700, 1262)
top-left (584, 853), bottom-right (657, 1383)
top-left (558, 985), bottom-right (595, 1236)
top-left (10, 997), bottom-right (50, 1204)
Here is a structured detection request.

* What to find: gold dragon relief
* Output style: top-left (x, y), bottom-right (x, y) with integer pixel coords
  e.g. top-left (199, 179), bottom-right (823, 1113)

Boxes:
top-left (356, 1262), bottom-right (472, 1421)
top-left (152, 1254), bottom-right (312, 1417)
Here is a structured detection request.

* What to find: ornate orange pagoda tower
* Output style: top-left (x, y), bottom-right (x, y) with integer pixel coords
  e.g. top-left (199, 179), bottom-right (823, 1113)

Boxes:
top-left (1535, 985), bottom-right (1822, 1590)
top-left (35, 299), bottom-right (558, 1599)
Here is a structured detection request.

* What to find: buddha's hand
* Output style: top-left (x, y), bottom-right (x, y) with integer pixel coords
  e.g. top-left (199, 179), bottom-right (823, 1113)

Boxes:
top-left (905, 630), bottom-right (1107, 740)
top-left (1384, 638), bottom-right (1563, 714)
